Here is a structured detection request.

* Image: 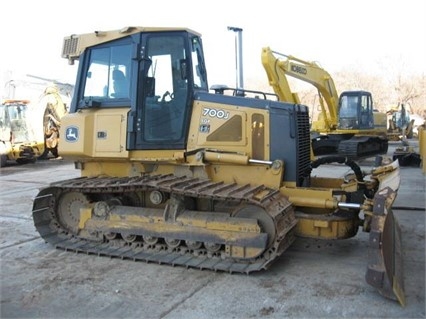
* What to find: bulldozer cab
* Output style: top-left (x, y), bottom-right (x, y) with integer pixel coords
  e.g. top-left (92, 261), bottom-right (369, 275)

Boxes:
top-left (338, 91), bottom-right (375, 130)
top-left (71, 29), bottom-right (208, 150)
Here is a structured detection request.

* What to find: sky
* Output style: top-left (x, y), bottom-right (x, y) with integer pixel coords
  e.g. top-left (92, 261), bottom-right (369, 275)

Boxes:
top-left (1, 0), bottom-right (425, 98)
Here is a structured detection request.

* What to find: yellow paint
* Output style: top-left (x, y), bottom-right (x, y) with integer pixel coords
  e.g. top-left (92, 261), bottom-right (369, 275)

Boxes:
top-left (78, 208), bottom-right (92, 229)
top-left (296, 215), bottom-right (358, 239)
top-left (419, 126), bottom-right (425, 174)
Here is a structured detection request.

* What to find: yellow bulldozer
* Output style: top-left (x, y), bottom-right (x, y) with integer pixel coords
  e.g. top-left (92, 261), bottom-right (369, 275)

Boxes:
top-left (32, 26), bottom-right (405, 305)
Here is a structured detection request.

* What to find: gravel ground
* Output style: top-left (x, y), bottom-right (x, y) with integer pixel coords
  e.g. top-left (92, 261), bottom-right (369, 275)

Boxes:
top-left (1, 142), bottom-right (424, 319)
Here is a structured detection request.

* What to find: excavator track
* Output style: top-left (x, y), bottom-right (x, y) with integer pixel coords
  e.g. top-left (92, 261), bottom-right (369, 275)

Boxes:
top-left (33, 174), bottom-right (297, 273)
top-left (337, 136), bottom-right (388, 158)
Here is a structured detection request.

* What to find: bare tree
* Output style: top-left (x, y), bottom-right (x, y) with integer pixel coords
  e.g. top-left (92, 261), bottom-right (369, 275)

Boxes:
top-left (246, 68), bottom-right (425, 119)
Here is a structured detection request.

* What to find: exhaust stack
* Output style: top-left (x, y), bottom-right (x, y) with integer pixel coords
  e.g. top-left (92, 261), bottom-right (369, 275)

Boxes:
top-left (227, 26), bottom-right (244, 95)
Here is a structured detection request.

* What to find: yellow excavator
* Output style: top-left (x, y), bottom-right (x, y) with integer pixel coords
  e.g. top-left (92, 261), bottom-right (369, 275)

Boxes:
top-left (32, 26), bottom-right (404, 305)
top-left (261, 48), bottom-right (389, 159)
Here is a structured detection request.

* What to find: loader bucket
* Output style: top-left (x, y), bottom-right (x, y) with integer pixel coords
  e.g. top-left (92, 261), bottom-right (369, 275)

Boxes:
top-left (365, 160), bottom-right (405, 306)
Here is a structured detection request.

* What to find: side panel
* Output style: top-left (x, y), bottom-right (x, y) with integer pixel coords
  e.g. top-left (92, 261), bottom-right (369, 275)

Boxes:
top-left (189, 92), bottom-right (311, 185)
top-left (95, 114), bottom-right (125, 153)
top-left (188, 100), bottom-right (249, 148)
top-left (60, 109), bottom-right (129, 158)
top-left (188, 93), bottom-right (273, 158)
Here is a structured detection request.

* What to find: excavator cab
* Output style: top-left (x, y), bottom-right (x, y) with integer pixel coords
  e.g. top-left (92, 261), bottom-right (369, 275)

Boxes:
top-left (338, 91), bottom-right (374, 130)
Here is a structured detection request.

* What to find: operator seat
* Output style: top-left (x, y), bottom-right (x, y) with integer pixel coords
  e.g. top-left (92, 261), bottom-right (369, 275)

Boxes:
top-left (112, 70), bottom-right (128, 98)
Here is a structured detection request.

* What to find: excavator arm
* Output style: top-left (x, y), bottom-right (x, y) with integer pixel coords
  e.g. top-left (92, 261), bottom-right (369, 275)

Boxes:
top-left (261, 47), bottom-right (339, 131)
top-left (261, 48), bottom-right (301, 104)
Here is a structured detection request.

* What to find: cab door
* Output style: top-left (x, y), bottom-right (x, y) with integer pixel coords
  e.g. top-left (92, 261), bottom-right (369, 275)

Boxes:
top-left (358, 92), bottom-right (374, 129)
top-left (129, 33), bottom-right (190, 150)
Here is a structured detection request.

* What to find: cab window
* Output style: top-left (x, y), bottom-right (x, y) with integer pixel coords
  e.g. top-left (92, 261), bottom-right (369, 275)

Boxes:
top-left (83, 44), bottom-right (131, 99)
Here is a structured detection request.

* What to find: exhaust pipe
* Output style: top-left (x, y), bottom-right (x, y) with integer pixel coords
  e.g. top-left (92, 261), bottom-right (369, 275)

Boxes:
top-left (227, 26), bottom-right (244, 96)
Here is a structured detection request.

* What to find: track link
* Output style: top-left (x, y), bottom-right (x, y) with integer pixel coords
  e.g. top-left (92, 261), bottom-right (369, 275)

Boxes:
top-left (338, 136), bottom-right (388, 158)
top-left (33, 174), bottom-right (297, 273)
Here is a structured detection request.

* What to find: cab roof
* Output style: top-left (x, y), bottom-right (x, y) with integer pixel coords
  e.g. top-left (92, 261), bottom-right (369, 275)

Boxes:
top-left (62, 26), bottom-right (201, 64)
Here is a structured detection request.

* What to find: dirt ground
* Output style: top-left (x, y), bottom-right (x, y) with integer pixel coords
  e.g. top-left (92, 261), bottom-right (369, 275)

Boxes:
top-left (0, 142), bottom-right (425, 319)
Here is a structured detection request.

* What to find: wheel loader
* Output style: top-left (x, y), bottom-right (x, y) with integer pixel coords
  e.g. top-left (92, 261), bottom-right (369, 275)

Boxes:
top-left (0, 99), bottom-right (44, 167)
top-left (32, 26), bottom-right (405, 305)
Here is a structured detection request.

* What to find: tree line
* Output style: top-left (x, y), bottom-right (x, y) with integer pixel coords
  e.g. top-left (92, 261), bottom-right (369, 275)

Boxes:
top-left (247, 71), bottom-right (426, 120)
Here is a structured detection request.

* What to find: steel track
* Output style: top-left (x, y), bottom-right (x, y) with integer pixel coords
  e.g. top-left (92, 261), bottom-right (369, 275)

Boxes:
top-left (33, 174), bottom-right (297, 273)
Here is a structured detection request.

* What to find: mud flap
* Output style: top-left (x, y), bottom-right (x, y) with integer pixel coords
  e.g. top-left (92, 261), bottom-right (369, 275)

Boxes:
top-left (365, 160), bottom-right (405, 306)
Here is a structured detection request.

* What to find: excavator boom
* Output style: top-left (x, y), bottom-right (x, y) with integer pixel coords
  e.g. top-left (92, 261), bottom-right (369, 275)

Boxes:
top-left (261, 47), bottom-right (339, 131)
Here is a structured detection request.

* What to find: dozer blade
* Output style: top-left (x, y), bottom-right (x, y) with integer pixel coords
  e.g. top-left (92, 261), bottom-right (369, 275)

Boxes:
top-left (365, 160), bottom-right (405, 306)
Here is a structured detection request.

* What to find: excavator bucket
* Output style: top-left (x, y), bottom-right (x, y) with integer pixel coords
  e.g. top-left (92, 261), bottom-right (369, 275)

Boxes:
top-left (365, 160), bottom-right (405, 306)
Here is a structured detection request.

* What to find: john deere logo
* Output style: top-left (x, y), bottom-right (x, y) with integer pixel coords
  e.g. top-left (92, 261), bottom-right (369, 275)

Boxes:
top-left (65, 126), bottom-right (79, 142)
